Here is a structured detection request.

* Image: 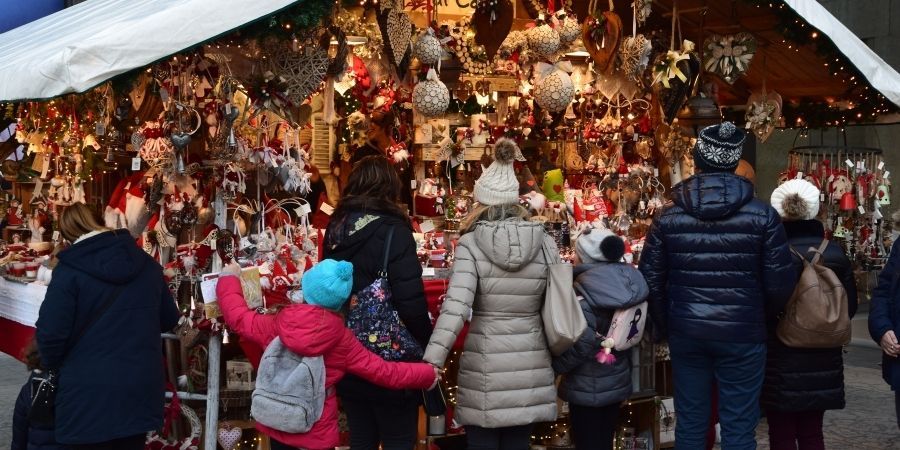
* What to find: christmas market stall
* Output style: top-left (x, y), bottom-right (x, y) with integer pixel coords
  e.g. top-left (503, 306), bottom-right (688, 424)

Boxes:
top-left (0, 0), bottom-right (898, 449)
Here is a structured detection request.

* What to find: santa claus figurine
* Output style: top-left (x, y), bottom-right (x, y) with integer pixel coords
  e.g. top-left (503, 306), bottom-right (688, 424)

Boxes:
top-left (7, 199), bottom-right (23, 227)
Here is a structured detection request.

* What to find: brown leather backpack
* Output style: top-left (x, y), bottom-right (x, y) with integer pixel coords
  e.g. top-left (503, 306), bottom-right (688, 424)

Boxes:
top-left (776, 240), bottom-right (851, 348)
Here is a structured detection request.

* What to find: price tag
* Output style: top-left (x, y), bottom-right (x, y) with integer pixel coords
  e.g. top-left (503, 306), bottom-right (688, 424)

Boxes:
top-left (411, 179), bottom-right (418, 189)
top-left (159, 87), bottom-right (169, 102)
top-left (859, 205), bottom-right (866, 214)
top-left (820, 193), bottom-right (826, 202)
top-left (319, 203), bottom-right (335, 216)
top-left (225, 103), bottom-right (232, 114)
top-left (132, 157), bottom-right (142, 171)
top-left (845, 159), bottom-right (854, 168)
top-left (295, 203), bottom-right (312, 216)
top-left (796, 171), bottom-right (803, 180)
top-left (52, 231), bottom-right (60, 241)
top-left (95, 122), bottom-right (106, 136)
top-left (633, 133), bottom-right (638, 141)
top-left (420, 220), bottom-right (436, 233)
top-left (879, 161), bottom-right (886, 170)
top-left (653, 168), bottom-right (659, 177)
top-left (886, 171), bottom-right (891, 179)
top-left (422, 267), bottom-right (436, 277)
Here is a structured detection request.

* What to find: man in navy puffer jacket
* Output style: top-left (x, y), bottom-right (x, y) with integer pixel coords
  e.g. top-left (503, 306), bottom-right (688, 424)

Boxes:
top-left (639, 122), bottom-right (795, 450)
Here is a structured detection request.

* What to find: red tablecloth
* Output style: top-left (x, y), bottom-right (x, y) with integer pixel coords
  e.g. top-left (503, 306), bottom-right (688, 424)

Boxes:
top-left (0, 317), bottom-right (35, 362)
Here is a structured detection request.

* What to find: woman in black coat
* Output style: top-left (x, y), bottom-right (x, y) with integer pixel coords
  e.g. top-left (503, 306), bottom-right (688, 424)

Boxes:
top-left (323, 155), bottom-right (432, 450)
top-left (764, 180), bottom-right (857, 450)
top-left (35, 203), bottom-right (180, 450)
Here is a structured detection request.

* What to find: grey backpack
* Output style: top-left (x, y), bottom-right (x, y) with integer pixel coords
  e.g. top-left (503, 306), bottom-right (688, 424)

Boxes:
top-left (251, 336), bottom-right (327, 433)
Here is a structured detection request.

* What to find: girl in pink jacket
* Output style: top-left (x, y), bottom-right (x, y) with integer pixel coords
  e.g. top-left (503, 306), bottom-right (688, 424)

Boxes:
top-left (216, 260), bottom-right (437, 450)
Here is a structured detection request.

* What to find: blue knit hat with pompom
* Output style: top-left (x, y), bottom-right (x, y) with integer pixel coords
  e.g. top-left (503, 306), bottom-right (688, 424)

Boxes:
top-left (301, 259), bottom-right (354, 310)
top-left (693, 121), bottom-right (745, 172)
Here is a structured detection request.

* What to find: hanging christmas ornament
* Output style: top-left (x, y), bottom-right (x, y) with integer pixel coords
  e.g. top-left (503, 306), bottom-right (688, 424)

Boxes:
top-left (413, 69), bottom-right (450, 117)
top-left (473, 0), bottom-right (514, 60)
top-left (652, 40), bottom-right (700, 125)
top-left (533, 61), bottom-right (575, 113)
top-left (555, 10), bottom-right (581, 45)
top-left (414, 28), bottom-right (443, 65)
top-left (527, 15), bottom-right (562, 59)
top-left (745, 90), bottom-right (782, 143)
top-left (377, 3), bottom-right (414, 79)
top-left (522, 0), bottom-right (574, 19)
top-left (582, 4), bottom-right (622, 74)
top-left (704, 33), bottom-right (756, 84)
top-left (269, 38), bottom-right (329, 107)
top-left (216, 424), bottom-right (242, 450)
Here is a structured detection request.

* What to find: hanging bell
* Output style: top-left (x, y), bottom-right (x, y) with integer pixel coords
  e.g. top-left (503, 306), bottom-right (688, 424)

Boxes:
top-left (840, 192), bottom-right (857, 211)
top-left (227, 128), bottom-right (237, 147)
top-left (878, 184), bottom-right (891, 206)
top-left (833, 217), bottom-right (849, 239)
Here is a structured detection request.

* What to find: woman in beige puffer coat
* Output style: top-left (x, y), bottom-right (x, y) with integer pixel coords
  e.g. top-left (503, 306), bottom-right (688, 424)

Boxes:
top-left (424, 138), bottom-right (557, 450)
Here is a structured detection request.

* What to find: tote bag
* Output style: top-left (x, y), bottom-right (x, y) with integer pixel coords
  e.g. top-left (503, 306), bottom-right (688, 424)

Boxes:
top-left (541, 239), bottom-right (587, 355)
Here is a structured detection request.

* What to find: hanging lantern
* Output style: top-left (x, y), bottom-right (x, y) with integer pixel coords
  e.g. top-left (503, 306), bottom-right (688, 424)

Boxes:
top-left (839, 191), bottom-right (857, 211)
top-left (877, 184), bottom-right (891, 205)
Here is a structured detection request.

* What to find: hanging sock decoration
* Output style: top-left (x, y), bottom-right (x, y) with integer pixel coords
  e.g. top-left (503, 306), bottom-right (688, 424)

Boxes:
top-left (533, 61), bottom-right (575, 113)
top-left (582, 0), bottom-right (622, 74)
top-left (703, 33), bottom-right (756, 84)
top-left (473, 0), bottom-right (514, 60)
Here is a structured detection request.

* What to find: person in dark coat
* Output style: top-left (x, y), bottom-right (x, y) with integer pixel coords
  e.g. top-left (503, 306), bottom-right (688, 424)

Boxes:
top-left (12, 340), bottom-right (69, 450)
top-left (639, 122), bottom-right (796, 450)
top-left (869, 220), bottom-right (900, 428)
top-left (553, 227), bottom-right (649, 450)
top-left (35, 203), bottom-right (181, 450)
top-left (323, 155), bottom-right (432, 450)
top-left (763, 179), bottom-right (857, 450)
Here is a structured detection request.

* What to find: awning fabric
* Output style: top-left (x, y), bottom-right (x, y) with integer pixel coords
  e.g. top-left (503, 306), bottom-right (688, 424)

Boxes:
top-left (0, 0), bottom-right (299, 101)
top-left (784, 0), bottom-right (900, 108)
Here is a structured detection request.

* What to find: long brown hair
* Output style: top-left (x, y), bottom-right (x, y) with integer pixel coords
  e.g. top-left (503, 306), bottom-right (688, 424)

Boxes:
top-left (58, 203), bottom-right (108, 242)
top-left (334, 155), bottom-right (408, 220)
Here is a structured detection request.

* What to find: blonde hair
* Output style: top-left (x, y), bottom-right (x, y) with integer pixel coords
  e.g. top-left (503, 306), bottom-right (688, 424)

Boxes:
top-left (58, 203), bottom-right (107, 242)
top-left (459, 203), bottom-right (529, 234)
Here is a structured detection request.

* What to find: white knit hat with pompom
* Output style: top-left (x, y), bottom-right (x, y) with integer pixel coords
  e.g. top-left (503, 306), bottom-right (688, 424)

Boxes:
top-left (770, 179), bottom-right (820, 221)
top-left (474, 138), bottom-right (526, 206)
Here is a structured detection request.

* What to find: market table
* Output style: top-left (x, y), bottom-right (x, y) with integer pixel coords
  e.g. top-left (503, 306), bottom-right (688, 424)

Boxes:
top-left (0, 278), bottom-right (46, 362)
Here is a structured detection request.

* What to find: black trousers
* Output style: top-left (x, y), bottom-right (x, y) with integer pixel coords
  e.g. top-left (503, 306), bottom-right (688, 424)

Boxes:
top-left (70, 434), bottom-right (145, 450)
top-left (341, 395), bottom-right (419, 450)
top-left (466, 424), bottom-right (533, 450)
top-left (569, 403), bottom-right (621, 450)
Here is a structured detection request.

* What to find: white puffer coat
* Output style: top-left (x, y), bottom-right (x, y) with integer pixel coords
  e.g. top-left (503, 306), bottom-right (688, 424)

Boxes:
top-left (424, 219), bottom-right (558, 428)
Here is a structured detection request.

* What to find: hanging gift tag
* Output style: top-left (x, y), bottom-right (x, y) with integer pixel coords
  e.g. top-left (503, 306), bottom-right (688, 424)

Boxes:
top-left (295, 203), bottom-right (312, 216)
top-left (320, 203), bottom-right (335, 216)
top-left (820, 193), bottom-right (826, 202)
top-left (52, 230), bottom-right (60, 241)
top-left (654, 168), bottom-right (659, 177)
top-left (225, 103), bottom-right (232, 115)
top-left (422, 267), bottom-right (436, 277)
top-left (411, 179), bottom-right (418, 189)
top-left (421, 220), bottom-right (436, 233)
top-left (859, 205), bottom-right (866, 214)
top-left (796, 171), bottom-right (803, 180)
top-left (886, 171), bottom-right (891, 179)
top-left (845, 159), bottom-right (853, 168)
top-left (160, 87), bottom-right (169, 102)
top-left (132, 157), bottom-right (142, 171)
top-left (879, 161), bottom-right (886, 170)
top-left (633, 133), bottom-right (638, 141)
top-left (95, 122), bottom-right (106, 136)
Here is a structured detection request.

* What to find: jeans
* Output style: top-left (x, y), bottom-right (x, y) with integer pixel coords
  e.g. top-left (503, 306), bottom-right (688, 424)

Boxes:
top-left (569, 403), bottom-right (620, 450)
top-left (765, 409), bottom-right (825, 450)
top-left (669, 334), bottom-right (766, 450)
top-left (70, 434), bottom-right (145, 450)
top-left (466, 425), bottom-right (533, 450)
top-left (341, 395), bottom-right (419, 450)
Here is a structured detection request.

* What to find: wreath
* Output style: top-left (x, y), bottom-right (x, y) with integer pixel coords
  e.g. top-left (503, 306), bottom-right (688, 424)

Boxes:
top-left (703, 33), bottom-right (756, 84)
top-left (145, 399), bottom-right (201, 450)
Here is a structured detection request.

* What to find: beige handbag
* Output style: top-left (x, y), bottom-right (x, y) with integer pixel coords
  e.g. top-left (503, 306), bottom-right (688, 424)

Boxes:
top-left (541, 238), bottom-right (587, 355)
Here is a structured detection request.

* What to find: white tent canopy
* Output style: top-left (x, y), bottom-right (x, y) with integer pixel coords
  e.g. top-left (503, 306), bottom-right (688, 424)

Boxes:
top-left (0, 0), bottom-right (299, 101)
top-left (785, 0), bottom-right (900, 108)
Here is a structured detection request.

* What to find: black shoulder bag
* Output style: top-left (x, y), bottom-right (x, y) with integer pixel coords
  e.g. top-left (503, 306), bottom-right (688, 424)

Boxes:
top-left (29, 283), bottom-right (126, 427)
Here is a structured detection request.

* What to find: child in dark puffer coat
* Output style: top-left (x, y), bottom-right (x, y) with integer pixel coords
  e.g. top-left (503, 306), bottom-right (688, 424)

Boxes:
top-left (12, 340), bottom-right (69, 450)
top-left (216, 259), bottom-right (438, 450)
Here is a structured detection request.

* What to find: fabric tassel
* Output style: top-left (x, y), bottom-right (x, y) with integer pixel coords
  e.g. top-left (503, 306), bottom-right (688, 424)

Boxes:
top-left (595, 338), bottom-right (616, 365)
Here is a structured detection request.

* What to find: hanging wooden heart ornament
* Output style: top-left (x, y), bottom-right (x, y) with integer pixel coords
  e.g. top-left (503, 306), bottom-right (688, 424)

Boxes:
top-left (745, 90), bottom-right (782, 143)
top-left (473, 0), bottom-right (514, 60)
top-left (378, 6), bottom-right (414, 78)
top-left (269, 39), bottom-right (329, 107)
top-left (582, 2), bottom-right (622, 74)
top-left (703, 33), bottom-right (756, 84)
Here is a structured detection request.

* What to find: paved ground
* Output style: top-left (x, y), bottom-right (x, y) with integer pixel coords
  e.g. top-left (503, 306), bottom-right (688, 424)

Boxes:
top-left (0, 346), bottom-right (895, 448)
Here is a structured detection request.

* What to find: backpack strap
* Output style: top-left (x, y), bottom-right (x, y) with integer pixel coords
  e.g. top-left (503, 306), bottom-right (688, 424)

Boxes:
top-left (808, 239), bottom-right (830, 266)
top-left (379, 226), bottom-right (394, 278)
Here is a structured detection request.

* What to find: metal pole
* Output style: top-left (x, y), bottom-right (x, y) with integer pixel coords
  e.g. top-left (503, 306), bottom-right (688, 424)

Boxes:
top-left (204, 191), bottom-right (227, 450)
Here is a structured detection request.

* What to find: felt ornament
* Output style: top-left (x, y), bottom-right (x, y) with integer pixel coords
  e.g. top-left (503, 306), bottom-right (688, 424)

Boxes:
top-left (473, 0), bottom-right (514, 60)
top-left (216, 424), bottom-right (242, 450)
top-left (413, 69), bottom-right (450, 117)
top-left (527, 17), bottom-right (561, 58)
top-left (745, 90), bottom-right (782, 143)
top-left (533, 61), bottom-right (575, 113)
top-left (414, 28), bottom-right (443, 66)
top-left (703, 33), bottom-right (756, 84)
top-left (582, 9), bottom-right (622, 74)
top-left (542, 168), bottom-right (566, 202)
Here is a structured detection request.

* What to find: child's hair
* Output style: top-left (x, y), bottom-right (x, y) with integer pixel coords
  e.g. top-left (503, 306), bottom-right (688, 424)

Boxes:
top-left (22, 339), bottom-right (42, 371)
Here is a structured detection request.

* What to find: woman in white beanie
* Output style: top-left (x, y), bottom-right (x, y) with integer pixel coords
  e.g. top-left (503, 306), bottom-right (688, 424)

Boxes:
top-left (764, 179), bottom-right (857, 450)
top-left (424, 138), bottom-right (558, 450)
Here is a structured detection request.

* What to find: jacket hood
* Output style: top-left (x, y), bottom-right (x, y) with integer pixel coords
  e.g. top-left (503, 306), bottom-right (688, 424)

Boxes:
top-left (469, 219), bottom-right (545, 272)
top-left (672, 172), bottom-right (755, 220)
top-left (57, 229), bottom-right (147, 285)
top-left (326, 213), bottom-right (409, 256)
top-left (574, 263), bottom-right (648, 310)
top-left (276, 304), bottom-right (346, 356)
